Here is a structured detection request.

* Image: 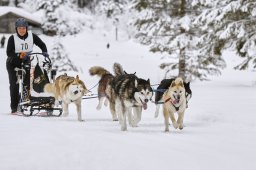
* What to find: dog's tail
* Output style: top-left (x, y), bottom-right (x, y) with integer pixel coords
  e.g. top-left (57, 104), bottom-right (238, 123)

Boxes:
top-left (89, 66), bottom-right (111, 77)
top-left (113, 62), bottom-right (125, 76)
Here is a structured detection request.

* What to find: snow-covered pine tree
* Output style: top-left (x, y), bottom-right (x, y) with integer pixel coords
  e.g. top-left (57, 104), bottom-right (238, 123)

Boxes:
top-left (134, 0), bottom-right (226, 81)
top-left (31, 0), bottom-right (88, 72)
top-left (94, 0), bottom-right (132, 40)
top-left (193, 0), bottom-right (256, 70)
top-left (18, 0), bottom-right (39, 12)
top-left (51, 38), bottom-right (78, 72)
top-left (38, 0), bottom-right (86, 36)
top-left (8, 0), bottom-right (15, 6)
top-left (37, 0), bottom-right (63, 35)
top-left (95, 0), bottom-right (126, 17)
top-left (76, 0), bottom-right (94, 8)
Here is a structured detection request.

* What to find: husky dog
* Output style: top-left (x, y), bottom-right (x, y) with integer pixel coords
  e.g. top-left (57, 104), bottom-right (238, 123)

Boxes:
top-left (44, 74), bottom-right (89, 121)
top-left (161, 77), bottom-right (187, 132)
top-left (89, 66), bottom-right (114, 110)
top-left (154, 78), bottom-right (192, 118)
top-left (107, 68), bottom-right (153, 131)
top-left (89, 63), bottom-right (124, 121)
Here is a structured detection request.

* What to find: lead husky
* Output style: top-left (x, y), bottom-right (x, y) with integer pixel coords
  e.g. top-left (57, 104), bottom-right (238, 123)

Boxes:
top-left (106, 67), bottom-right (153, 131)
top-left (154, 78), bottom-right (192, 118)
top-left (44, 74), bottom-right (89, 121)
top-left (161, 77), bottom-right (187, 132)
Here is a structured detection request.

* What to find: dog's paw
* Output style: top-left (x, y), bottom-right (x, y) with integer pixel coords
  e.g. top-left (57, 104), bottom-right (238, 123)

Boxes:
top-left (112, 118), bottom-right (118, 121)
top-left (131, 124), bottom-right (138, 127)
top-left (78, 119), bottom-right (84, 122)
top-left (130, 120), bottom-right (138, 127)
top-left (172, 122), bottom-right (178, 129)
top-left (104, 100), bottom-right (109, 107)
top-left (164, 128), bottom-right (169, 132)
top-left (86, 91), bottom-right (93, 96)
top-left (154, 111), bottom-right (159, 118)
top-left (121, 126), bottom-right (127, 131)
top-left (96, 105), bottom-right (101, 110)
top-left (179, 124), bottom-right (184, 130)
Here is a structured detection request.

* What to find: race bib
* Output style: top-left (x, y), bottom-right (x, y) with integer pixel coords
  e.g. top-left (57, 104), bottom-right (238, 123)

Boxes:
top-left (14, 31), bottom-right (34, 53)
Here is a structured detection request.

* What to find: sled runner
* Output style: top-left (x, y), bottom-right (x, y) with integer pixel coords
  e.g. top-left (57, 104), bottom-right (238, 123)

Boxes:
top-left (15, 53), bottom-right (62, 116)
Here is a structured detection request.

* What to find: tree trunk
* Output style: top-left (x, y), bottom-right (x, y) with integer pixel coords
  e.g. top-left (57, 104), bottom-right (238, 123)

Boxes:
top-left (178, 0), bottom-right (186, 80)
top-left (8, 0), bottom-right (15, 6)
top-left (178, 47), bottom-right (186, 80)
top-left (180, 0), bottom-right (186, 16)
top-left (115, 27), bottom-right (118, 41)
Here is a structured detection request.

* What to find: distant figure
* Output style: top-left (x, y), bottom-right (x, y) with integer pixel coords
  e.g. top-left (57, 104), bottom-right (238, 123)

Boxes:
top-left (106, 43), bottom-right (110, 49)
top-left (1, 35), bottom-right (5, 48)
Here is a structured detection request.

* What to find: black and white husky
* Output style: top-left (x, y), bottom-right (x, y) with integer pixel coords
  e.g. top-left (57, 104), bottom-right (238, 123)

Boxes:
top-left (106, 65), bottom-right (153, 131)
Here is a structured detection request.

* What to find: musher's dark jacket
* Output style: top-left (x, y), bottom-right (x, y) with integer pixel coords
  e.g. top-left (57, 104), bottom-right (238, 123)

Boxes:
top-left (6, 33), bottom-right (47, 68)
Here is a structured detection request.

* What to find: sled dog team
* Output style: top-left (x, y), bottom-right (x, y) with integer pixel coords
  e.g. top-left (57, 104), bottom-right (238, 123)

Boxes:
top-left (44, 63), bottom-right (192, 132)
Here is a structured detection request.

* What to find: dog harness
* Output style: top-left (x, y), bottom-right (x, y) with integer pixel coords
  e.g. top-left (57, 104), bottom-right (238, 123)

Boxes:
top-left (164, 97), bottom-right (180, 111)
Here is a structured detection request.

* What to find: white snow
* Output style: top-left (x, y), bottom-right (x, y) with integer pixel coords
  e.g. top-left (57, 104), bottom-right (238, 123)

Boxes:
top-left (0, 6), bottom-right (41, 24)
top-left (0, 28), bottom-right (256, 170)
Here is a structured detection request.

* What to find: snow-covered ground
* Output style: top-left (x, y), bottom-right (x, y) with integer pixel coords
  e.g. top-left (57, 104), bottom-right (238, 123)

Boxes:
top-left (0, 30), bottom-right (255, 170)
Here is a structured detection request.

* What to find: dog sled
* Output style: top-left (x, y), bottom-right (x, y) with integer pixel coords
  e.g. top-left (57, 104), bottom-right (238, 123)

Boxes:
top-left (15, 53), bottom-right (62, 116)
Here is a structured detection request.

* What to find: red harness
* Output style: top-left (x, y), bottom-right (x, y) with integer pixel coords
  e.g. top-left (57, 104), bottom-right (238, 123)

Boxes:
top-left (164, 97), bottom-right (178, 104)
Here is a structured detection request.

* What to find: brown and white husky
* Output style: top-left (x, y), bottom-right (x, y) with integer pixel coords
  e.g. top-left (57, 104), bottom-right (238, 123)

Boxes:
top-left (44, 74), bottom-right (90, 121)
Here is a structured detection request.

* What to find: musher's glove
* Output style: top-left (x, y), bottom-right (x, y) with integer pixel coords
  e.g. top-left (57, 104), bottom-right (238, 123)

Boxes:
top-left (19, 52), bottom-right (28, 60)
top-left (42, 52), bottom-right (49, 58)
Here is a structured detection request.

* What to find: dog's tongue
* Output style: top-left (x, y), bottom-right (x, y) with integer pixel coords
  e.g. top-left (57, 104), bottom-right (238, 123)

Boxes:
top-left (142, 103), bottom-right (147, 110)
top-left (173, 99), bottom-right (180, 105)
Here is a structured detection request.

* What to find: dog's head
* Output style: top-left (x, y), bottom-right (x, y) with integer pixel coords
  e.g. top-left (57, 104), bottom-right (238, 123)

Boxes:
top-left (134, 78), bottom-right (153, 110)
top-left (165, 77), bottom-right (186, 104)
top-left (68, 75), bottom-right (90, 97)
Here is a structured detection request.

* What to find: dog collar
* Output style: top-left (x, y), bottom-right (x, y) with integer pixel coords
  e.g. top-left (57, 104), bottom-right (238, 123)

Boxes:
top-left (164, 97), bottom-right (174, 104)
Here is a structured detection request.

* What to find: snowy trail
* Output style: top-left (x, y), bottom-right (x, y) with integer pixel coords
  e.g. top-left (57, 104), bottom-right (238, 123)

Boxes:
top-left (0, 31), bottom-right (256, 170)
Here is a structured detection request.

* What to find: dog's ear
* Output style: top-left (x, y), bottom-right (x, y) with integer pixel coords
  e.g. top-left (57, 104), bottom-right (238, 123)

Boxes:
top-left (133, 72), bottom-right (136, 75)
top-left (171, 82), bottom-right (176, 87)
top-left (179, 81), bottom-right (184, 87)
top-left (147, 78), bottom-right (150, 84)
top-left (76, 75), bottom-right (79, 80)
top-left (135, 79), bottom-right (138, 88)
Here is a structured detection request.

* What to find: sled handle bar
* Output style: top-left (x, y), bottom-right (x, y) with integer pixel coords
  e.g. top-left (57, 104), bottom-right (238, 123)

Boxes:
top-left (28, 52), bottom-right (51, 64)
top-left (29, 52), bottom-right (44, 55)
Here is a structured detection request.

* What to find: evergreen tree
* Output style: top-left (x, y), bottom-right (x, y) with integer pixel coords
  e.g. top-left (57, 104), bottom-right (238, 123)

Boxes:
top-left (134, 0), bottom-right (225, 81)
top-left (38, 0), bottom-right (86, 36)
top-left (33, 0), bottom-right (87, 72)
top-left (21, 0), bottom-right (82, 72)
top-left (18, 0), bottom-right (39, 12)
top-left (76, 0), bottom-right (94, 8)
top-left (193, 0), bottom-right (256, 70)
top-left (95, 0), bottom-right (125, 18)
top-left (51, 38), bottom-right (78, 72)
top-left (94, 0), bottom-right (133, 40)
